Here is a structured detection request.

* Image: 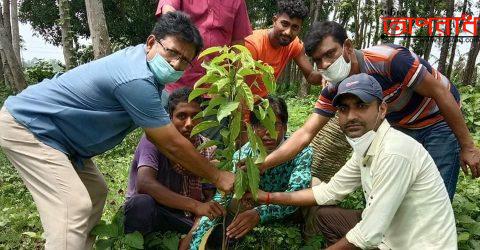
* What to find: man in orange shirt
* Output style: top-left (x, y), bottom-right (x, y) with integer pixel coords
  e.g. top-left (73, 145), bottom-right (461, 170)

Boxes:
top-left (245, 0), bottom-right (323, 97)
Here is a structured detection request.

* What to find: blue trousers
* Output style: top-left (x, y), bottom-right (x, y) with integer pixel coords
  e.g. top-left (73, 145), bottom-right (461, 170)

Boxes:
top-left (396, 121), bottom-right (460, 200)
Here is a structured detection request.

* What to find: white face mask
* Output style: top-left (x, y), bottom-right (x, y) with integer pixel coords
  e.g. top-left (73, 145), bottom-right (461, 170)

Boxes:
top-left (345, 107), bottom-right (381, 158)
top-left (319, 46), bottom-right (351, 84)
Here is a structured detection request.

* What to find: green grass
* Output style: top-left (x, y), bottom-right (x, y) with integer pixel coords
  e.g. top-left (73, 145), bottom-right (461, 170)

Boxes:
top-left (1, 90), bottom-right (480, 249)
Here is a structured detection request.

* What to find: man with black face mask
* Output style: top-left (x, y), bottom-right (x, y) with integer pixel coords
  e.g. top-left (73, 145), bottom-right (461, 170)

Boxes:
top-left (256, 20), bottom-right (480, 202)
top-left (251, 74), bottom-right (457, 249)
top-left (244, 0), bottom-right (323, 98)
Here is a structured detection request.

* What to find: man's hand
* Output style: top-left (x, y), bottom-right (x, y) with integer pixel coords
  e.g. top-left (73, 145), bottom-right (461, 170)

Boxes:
top-left (214, 170), bottom-right (235, 193)
top-left (194, 201), bottom-right (226, 220)
top-left (162, 4), bottom-right (176, 14)
top-left (226, 209), bottom-right (260, 239)
top-left (460, 145), bottom-right (480, 178)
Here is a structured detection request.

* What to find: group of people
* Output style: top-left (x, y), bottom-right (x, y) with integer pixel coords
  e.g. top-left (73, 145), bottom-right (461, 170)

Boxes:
top-left (0, 0), bottom-right (478, 249)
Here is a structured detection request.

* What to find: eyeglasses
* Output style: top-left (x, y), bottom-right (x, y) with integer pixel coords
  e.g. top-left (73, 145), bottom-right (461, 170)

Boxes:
top-left (252, 122), bottom-right (284, 134)
top-left (156, 39), bottom-right (193, 68)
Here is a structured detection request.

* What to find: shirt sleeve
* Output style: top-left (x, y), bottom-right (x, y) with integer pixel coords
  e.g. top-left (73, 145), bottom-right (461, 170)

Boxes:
top-left (113, 79), bottom-right (171, 128)
top-left (312, 157), bottom-right (362, 205)
top-left (135, 136), bottom-right (161, 171)
top-left (390, 47), bottom-right (427, 90)
top-left (345, 154), bottom-right (413, 249)
top-left (190, 191), bottom-right (233, 250)
top-left (155, 0), bottom-right (180, 17)
top-left (254, 147), bottom-right (312, 223)
top-left (231, 0), bottom-right (253, 42)
top-left (313, 83), bottom-right (338, 117)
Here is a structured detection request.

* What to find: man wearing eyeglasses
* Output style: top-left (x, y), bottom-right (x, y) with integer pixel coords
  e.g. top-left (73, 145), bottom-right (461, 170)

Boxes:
top-left (0, 12), bottom-right (234, 250)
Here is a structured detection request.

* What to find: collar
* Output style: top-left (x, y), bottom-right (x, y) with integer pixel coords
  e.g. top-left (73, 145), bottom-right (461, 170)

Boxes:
top-left (365, 120), bottom-right (391, 158)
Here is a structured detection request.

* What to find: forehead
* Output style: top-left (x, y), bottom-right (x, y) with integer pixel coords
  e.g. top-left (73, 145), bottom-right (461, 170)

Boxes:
top-left (311, 36), bottom-right (342, 57)
top-left (337, 94), bottom-right (364, 105)
top-left (172, 101), bottom-right (201, 113)
top-left (161, 35), bottom-right (196, 59)
top-left (276, 13), bottom-right (303, 26)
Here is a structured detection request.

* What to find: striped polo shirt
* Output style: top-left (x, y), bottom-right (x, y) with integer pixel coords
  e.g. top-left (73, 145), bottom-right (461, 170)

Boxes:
top-left (314, 44), bottom-right (461, 129)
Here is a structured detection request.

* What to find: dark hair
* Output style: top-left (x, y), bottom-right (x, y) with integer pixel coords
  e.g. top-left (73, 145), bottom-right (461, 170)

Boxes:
top-left (152, 11), bottom-right (203, 56)
top-left (305, 21), bottom-right (348, 56)
top-left (277, 0), bottom-right (309, 20)
top-left (251, 95), bottom-right (288, 125)
top-left (166, 88), bottom-right (204, 117)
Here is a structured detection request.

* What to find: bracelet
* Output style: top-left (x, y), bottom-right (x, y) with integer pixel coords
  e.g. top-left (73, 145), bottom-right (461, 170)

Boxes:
top-left (266, 192), bottom-right (270, 204)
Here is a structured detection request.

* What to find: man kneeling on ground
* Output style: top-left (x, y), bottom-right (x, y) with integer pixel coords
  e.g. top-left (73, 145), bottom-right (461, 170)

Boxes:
top-left (184, 95), bottom-right (312, 249)
top-left (124, 88), bottom-right (225, 236)
top-left (252, 74), bottom-right (457, 249)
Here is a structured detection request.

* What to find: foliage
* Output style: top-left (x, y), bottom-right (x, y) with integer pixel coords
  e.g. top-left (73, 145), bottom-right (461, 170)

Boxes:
top-left (189, 45), bottom-right (277, 201)
top-left (19, 0), bottom-right (157, 47)
top-left (23, 59), bottom-right (64, 85)
top-left (454, 173), bottom-right (480, 249)
top-left (459, 85), bottom-right (480, 143)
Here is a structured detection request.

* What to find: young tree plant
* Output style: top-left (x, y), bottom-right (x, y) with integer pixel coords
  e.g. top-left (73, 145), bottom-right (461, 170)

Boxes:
top-left (188, 45), bottom-right (277, 249)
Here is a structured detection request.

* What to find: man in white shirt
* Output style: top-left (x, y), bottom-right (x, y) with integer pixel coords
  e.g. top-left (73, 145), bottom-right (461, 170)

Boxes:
top-left (251, 73), bottom-right (457, 249)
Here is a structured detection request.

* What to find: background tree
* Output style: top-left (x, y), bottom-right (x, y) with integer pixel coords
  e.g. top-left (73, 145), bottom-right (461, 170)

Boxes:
top-left (10, 0), bottom-right (20, 64)
top-left (84, 0), bottom-right (111, 58)
top-left (0, 1), bottom-right (26, 92)
top-left (58, 0), bottom-right (76, 69)
top-left (462, 11), bottom-right (480, 86)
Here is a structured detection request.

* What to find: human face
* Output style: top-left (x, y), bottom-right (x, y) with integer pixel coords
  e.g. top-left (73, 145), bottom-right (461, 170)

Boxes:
top-left (171, 102), bottom-right (202, 142)
top-left (253, 116), bottom-right (286, 153)
top-left (271, 13), bottom-right (303, 46)
top-left (146, 35), bottom-right (196, 71)
top-left (311, 36), bottom-right (353, 71)
top-left (337, 94), bottom-right (386, 138)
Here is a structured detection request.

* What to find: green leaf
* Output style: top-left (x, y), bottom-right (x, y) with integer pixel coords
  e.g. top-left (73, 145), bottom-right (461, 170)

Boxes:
top-left (262, 74), bottom-right (276, 94)
top-left (197, 140), bottom-right (219, 151)
top-left (90, 222), bottom-right (118, 238)
top-left (95, 239), bottom-right (115, 250)
top-left (188, 88), bottom-right (209, 102)
top-left (457, 214), bottom-right (476, 225)
top-left (198, 46), bottom-right (223, 59)
top-left (246, 123), bottom-right (257, 149)
top-left (212, 78), bottom-right (230, 92)
top-left (217, 101), bottom-right (239, 122)
top-left (458, 232), bottom-right (470, 242)
top-left (232, 44), bottom-right (251, 55)
top-left (246, 157), bottom-right (260, 200)
top-left (229, 112), bottom-right (241, 142)
top-left (234, 169), bottom-right (247, 199)
top-left (161, 233), bottom-right (180, 250)
top-left (191, 120), bottom-right (219, 136)
top-left (194, 73), bottom-right (220, 88)
top-left (240, 83), bottom-right (254, 111)
top-left (124, 231), bottom-right (144, 249)
top-left (22, 231), bottom-right (42, 239)
top-left (237, 67), bottom-right (257, 77)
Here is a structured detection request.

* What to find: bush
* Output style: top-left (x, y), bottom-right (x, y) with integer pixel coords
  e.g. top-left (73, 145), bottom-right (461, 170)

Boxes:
top-left (24, 59), bottom-right (64, 85)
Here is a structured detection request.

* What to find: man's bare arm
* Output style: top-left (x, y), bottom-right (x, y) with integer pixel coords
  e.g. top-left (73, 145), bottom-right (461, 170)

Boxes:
top-left (144, 125), bottom-right (235, 192)
top-left (293, 51), bottom-right (323, 85)
top-left (414, 72), bottom-right (480, 177)
top-left (260, 113), bottom-right (330, 171)
top-left (255, 188), bottom-right (317, 206)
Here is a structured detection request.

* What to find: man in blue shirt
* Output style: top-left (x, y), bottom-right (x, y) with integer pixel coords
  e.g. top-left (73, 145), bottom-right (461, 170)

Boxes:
top-left (0, 12), bottom-right (234, 250)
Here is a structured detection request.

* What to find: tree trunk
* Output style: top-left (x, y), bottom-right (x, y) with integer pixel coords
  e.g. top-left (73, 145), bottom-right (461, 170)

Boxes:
top-left (422, 2), bottom-right (436, 60)
top-left (2, 0), bottom-right (11, 42)
top-left (0, 6), bottom-right (26, 92)
top-left (462, 19), bottom-right (480, 86)
top-left (298, 77), bottom-right (310, 97)
top-left (437, 0), bottom-right (454, 74)
top-left (382, 0), bottom-right (394, 43)
top-left (84, 0), bottom-right (111, 59)
top-left (447, 0), bottom-right (468, 78)
top-left (58, 0), bottom-right (76, 69)
top-left (373, 0), bottom-right (380, 45)
top-left (10, 0), bottom-right (20, 64)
